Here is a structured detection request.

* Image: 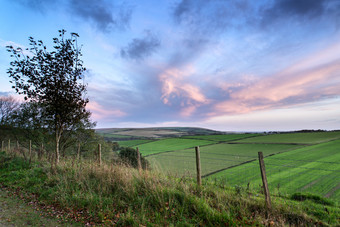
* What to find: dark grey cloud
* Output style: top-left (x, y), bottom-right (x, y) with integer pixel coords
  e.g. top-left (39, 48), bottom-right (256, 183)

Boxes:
top-left (172, 0), bottom-right (252, 35)
top-left (120, 30), bottom-right (161, 60)
top-left (172, 0), bottom-right (340, 34)
top-left (265, 0), bottom-right (326, 18)
top-left (168, 38), bottom-right (209, 67)
top-left (11, 0), bottom-right (133, 32)
top-left (261, 0), bottom-right (340, 27)
top-left (69, 0), bottom-right (133, 32)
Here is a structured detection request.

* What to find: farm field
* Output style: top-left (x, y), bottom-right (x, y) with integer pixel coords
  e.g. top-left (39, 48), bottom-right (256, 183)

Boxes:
top-left (207, 139), bottom-right (340, 202)
top-left (181, 133), bottom-right (259, 141)
top-left (113, 129), bottom-right (184, 138)
top-left (134, 138), bottom-right (217, 156)
top-left (141, 131), bottom-right (340, 202)
top-left (98, 133), bottom-right (135, 139)
top-left (97, 127), bottom-right (221, 139)
top-left (147, 143), bottom-right (302, 177)
top-left (118, 139), bottom-right (154, 147)
top-left (234, 131), bottom-right (340, 144)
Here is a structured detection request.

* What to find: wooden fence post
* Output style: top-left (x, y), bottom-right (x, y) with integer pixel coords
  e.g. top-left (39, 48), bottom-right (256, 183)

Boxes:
top-left (16, 141), bottom-right (20, 154)
top-left (8, 139), bottom-right (10, 152)
top-left (1, 141), bottom-right (4, 151)
top-left (98, 144), bottom-right (102, 166)
top-left (77, 142), bottom-right (81, 160)
top-left (136, 147), bottom-right (142, 173)
top-left (29, 140), bottom-right (32, 164)
top-left (41, 143), bottom-right (44, 159)
top-left (195, 146), bottom-right (201, 186)
top-left (258, 152), bottom-right (272, 209)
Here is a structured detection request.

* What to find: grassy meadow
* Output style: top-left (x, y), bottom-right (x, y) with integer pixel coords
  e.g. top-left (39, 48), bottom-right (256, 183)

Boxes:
top-left (132, 138), bottom-right (218, 156)
top-left (3, 128), bottom-right (338, 225)
top-left (115, 130), bottom-right (340, 204)
top-left (181, 133), bottom-right (259, 141)
top-left (1, 129), bottom-right (340, 225)
top-left (209, 139), bottom-right (340, 201)
top-left (234, 131), bottom-right (340, 144)
top-left (147, 143), bottom-right (302, 177)
top-left (118, 139), bottom-right (154, 147)
top-left (0, 151), bottom-right (339, 226)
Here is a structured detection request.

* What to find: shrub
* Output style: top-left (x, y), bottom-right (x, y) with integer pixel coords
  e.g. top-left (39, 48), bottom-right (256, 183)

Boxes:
top-left (118, 147), bottom-right (150, 170)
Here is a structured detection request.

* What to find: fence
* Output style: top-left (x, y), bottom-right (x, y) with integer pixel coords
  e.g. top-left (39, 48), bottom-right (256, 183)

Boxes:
top-left (1, 138), bottom-right (339, 206)
top-left (0, 138), bottom-right (105, 166)
top-left (145, 145), bottom-right (340, 205)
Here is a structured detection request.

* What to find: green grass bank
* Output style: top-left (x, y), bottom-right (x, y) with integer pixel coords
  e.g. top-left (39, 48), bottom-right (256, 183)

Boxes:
top-left (0, 151), bottom-right (339, 226)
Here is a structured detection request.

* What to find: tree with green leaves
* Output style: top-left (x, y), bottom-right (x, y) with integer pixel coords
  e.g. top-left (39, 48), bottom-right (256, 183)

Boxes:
top-left (7, 29), bottom-right (92, 165)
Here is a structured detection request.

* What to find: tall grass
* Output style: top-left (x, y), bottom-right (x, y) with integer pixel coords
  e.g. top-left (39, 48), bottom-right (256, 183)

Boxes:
top-left (0, 150), bottom-right (339, 226)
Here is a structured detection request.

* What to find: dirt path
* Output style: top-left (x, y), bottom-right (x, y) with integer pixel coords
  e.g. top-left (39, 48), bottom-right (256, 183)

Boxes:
top-left (0, 188), bottom-right (76, 227)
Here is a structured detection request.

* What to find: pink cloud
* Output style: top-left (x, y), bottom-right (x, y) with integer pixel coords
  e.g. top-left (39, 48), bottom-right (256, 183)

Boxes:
top-left (87, 101), bottom-right (127, 120)
top-left (215, 42), bottom-right (340, 115)
top-left (180, 105), bottom-right (197, 117)
top-left (159, 66), bottom-right (209, 116)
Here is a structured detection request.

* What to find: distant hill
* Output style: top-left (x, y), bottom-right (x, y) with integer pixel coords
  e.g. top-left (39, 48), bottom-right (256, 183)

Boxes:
top-left (96, 127), bottom-right (223, 140)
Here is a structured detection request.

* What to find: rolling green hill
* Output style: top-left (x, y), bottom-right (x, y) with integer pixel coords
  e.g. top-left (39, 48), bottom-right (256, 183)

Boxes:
top-left (133, 130), bottom-right (340, 203)
top-left (96, 127), bottom-right (222, 140)
top-left (209, 139), bottom-right (340, 201)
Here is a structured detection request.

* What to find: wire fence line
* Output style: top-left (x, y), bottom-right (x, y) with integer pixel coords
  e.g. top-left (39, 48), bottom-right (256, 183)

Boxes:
top-left (265, 163), bottom-right (340, 172)
top-left (269, 157), bottom-right (340, 164)
top-left (2, 138), bottom-right (339, 202)
top-left (148, 151), bottom-right (339, 172)
top-left (146, 146), bottom-right (340, 202)
top-left (0, 138), bottom-right (107, 166)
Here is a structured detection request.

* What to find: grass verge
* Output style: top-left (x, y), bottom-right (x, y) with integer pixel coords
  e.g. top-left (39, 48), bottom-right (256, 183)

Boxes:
top-left (0, 151), bottom-right (339, 226)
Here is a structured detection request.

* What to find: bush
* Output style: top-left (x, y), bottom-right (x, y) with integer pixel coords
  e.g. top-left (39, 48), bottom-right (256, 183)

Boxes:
top-left (118, 147), bottom-right (150, 170)
top-left (291, 192), bottom-right (334, 206)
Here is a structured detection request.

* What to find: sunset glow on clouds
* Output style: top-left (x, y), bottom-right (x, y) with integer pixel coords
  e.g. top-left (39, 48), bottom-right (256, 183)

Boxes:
top-left (159, 66), bottom-right (210, 117)
top-left (1, 0), bottom-right (340, 131)
top-left (87, 101), bottom-right (127, 120)
top-left (215, 42), bottom-right (340, 115)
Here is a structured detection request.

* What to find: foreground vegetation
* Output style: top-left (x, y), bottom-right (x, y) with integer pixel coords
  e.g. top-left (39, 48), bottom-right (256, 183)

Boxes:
top-left (0, 150), bottom-right (339, 226)
top-left (147, 143), bottom-right (301, 176)
top-left (115, 130), bottom-right (340, 208)
top-left (211, 140), bottom-right (340, 202)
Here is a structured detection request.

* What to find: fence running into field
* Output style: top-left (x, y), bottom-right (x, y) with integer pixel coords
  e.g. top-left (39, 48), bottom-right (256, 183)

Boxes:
top-left (2, 136), bottom-right (339, 204)
top-left (145, 146), bottom-right (340, 203)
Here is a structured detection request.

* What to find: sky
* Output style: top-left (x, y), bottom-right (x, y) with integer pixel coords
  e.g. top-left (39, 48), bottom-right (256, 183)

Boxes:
top-left (0, 0), bottom-right (340, 132)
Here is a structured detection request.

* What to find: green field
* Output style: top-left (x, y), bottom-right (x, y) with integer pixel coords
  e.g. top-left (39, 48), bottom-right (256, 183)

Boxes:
top-left (147, 143), bottom-right (302, 176)
top-left (234, 131), bottom-right (340, 144)
top-left (134, 138), bottom-right (217, 156)
top-left (97, 133), bottom-right (135, 139)
top-left (208, 140), bottom-right (340, 201)
top-left (182, 133), bottom-right (259, 141)
top-left (118, 139), bottom-right (154, 147)
top-left (141, 131), bottom-right (340, 202)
